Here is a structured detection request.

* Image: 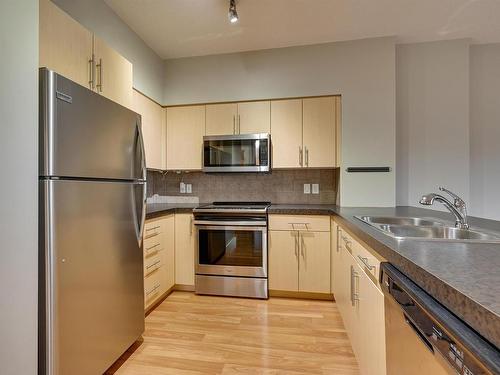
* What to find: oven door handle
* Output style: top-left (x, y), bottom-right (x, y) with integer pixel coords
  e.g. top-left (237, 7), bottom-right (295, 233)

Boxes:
top-left (193, 220), bottom-right (267, 227)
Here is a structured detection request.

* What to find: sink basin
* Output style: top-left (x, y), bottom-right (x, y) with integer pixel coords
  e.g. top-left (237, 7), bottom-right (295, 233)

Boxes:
top-left (355, 215), bottom-right (500, 242)
top-left (356, 216), bottom-right (445, 227)
top-left (378, 224), bottom-right (500, 241)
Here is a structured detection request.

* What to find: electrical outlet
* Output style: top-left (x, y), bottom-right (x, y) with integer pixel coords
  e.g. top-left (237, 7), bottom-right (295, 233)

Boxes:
top-left (186, 184), bottom-right (192, 194)
top-left (180, 182), bottom-right (186, 193)
top-left (312, 183), bottom-right (319, 194)
top-left (303, 184), bottom-right (311, 194)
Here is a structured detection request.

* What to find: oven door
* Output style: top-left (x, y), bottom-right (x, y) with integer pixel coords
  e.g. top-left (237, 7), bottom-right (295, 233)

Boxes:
top-left (203, 133), bottom-right (270, 172)
top-left (195, 224), bottom-right (268, 278)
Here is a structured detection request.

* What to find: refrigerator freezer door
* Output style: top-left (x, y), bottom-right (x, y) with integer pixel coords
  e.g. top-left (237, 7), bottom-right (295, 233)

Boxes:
top-left (40, 68), bottom-right (145, 181)
top-left (40, 179), bottom-right (145, 375)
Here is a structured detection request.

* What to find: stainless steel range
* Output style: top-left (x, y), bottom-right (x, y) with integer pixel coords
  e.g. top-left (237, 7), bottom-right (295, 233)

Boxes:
top-left (193, 202), bottom-right (270, 299)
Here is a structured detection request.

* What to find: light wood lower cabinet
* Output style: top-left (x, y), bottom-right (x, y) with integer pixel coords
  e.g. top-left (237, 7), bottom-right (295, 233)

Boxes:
top-left (174, 213), bottom-right (195, 286)
top-left (269, 231), bottom-right (299, 291)
top-left (166, 106), bottom-right (205, 170)
top-left (144, 214), bottom-right (175, 310)
top-left (269, 215), bottom-right (330, 294)
top-left (334, 222), bottom-right (386, 375)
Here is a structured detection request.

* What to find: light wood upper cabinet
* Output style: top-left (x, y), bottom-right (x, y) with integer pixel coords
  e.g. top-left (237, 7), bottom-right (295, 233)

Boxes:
top-left (39, 0), bottom-right (93, 89)
top-left (299, 231), bottom-right (331, 293)
top-left (303, 97), bottom-right (336, 168)
top-left (271, 99), bottom-right (303, 168)
top-left (237, 101), bottom-right (271, 134)
top-left (166, 106), bottom-right (205, 170)
top-left (205, 103), bottom-right (237, 135)
top-left (269, 231), bottom-right (299, 292)
top-left (133, 90), bottom-right (166, 170)
top-left (174, 214), bottom-right (195, 286)
top-left (93, 36), bottom-right (133, 109)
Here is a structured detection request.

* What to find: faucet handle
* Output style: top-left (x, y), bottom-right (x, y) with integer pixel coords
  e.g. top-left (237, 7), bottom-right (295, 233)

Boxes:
top-left (439, 187), bottom-right (466, 208)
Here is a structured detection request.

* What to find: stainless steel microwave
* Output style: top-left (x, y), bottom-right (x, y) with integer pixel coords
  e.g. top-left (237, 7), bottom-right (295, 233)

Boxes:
top-left (203, 133), bottom-right (271, 172)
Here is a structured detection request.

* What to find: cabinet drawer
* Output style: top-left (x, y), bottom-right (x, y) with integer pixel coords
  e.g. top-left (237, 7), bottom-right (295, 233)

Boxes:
top-left (143, 236), bottom-right (164, 257)
top-left (269, 215), bottom-right (330, 232)
top-left (144, 253), bottom-right (162, 276)
top-left (144, 271), bottom-right (162, 308)
top-left (144, 220), bottom-right (162, 239)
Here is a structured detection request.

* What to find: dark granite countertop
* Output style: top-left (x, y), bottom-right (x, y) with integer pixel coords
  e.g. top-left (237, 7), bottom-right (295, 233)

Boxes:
top-left (146, 202), bottom-right (500, 351)
top-left (146, 203), bottom-right (199, 219)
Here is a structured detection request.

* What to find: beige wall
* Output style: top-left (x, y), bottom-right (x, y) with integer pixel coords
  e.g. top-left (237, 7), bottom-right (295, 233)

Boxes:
top-left (470, 43), bottom-right (500, 220)
top-left (396, 39), bottom-right (471, 209)
top-left (163, 37), bottom-right (397, 207)
top-left (53, 0), bottom-right (165, 103)
top-left (0, 1), bottom-right (39, 374)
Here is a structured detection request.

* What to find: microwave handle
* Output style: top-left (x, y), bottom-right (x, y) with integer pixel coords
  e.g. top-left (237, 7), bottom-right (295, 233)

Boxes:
top-left (255, 139), bottom-right (260, 166)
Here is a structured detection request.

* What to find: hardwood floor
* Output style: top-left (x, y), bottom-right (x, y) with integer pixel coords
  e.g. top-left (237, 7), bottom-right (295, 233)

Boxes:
top-left (106, 292), bottom-right (359, 374)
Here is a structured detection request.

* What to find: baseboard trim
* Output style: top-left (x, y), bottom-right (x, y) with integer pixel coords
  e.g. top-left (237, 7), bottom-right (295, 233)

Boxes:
top-left (145, 285), bottom-right (175, 316)
top-left (269, 290), bottom-right (334, 301)
top-left (174, 284), bottom-right (195, 292)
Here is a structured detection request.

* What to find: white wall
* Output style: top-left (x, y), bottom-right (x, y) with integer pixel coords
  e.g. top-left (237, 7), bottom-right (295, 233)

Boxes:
top-left (0, 1), bottom-right (39, 374)
top-left (396, 39), bottom-right (470, 209)
top-left (470, 43), bottom-right (500, 220)
top-left (53, 0), bottom-right (165, 103)
top-left (164, 37), bottom-right (396, 206)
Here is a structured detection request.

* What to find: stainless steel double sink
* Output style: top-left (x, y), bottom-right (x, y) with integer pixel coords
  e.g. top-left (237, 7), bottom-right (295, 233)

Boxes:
top-left (355, 216), bottom-right (500, 242)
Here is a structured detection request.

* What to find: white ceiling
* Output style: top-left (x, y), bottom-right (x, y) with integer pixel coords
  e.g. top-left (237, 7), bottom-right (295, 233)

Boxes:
top-left (105, 0), bottom-right (500, 59)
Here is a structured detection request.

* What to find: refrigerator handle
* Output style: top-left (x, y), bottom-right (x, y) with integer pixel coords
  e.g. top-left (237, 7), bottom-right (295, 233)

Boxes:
top-left (137, 181), bottom-right (146, 247)
top-left (135, 119), bottom-right (147, 181)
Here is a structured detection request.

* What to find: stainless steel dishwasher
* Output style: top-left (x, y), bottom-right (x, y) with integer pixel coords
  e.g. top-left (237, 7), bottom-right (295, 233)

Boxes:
top-left (381, 263), bottom-right (500, 375)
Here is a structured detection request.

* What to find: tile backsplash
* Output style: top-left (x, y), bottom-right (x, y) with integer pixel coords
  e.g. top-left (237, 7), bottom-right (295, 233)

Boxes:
top-left (147, 169), bottom-right (338, 204)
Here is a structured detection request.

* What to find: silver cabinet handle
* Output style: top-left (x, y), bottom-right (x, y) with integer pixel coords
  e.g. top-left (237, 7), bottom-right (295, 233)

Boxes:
top-left (299, 146), bottom-right (303, 166)
top-left (305, 147), bottom-right (309, 167)
top-left (336, 226), bottom-right (342, 253)
top-left (342, 235), bottom-right (352, 253)
top-left (146, 259), bottom-right (161, 270)
top-left (88, 55), bottom-right (95, 90)
top-left (357, 255), bottom-right (375, 271)
top-left (96, 58), bottom-right (103, 92)
top-left (238, 114), bottom-right (241, 134)
top-left (288, 222), bottom-right (310, 229)
top-left (145, 243), bottom-right (162, 255)
top-left (190, 216), bottom-right (193, 236)
top-left (146, 283), bottom-right (161, 296)
top-left (300, 233), bottom-right (305, 258)
top-left (233, 115), bottom-right (236, 134)
top-left (294, 232), bottom-right (299, 258)
top-left (146, 225), bottom-right (160, 231)
top-left (350, 265), bottom-right (359, 306)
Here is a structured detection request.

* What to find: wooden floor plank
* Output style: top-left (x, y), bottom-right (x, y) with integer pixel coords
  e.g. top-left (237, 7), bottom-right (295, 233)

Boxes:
top-left (107, 292), bottom-right (359, 375)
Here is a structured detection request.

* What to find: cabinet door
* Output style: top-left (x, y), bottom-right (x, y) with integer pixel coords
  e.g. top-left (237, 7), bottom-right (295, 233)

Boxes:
top-left (357, 262), bottom-right (386, 375)
top-left (271, 99), bottom-right (303, 168)
top-left (237, 101), bottom-right (271, 134)
top-left (39, 0), bottom-right (93, 89)
top-left (206, 103), bottom-right (237, 135)
top-left (166, 106), bottom-right (205, 170)
top-left (298, 231), bottom-right (330, 293)
top-left (174, 214), bottom-right (195, 286)
top-left (133, 90), bottom-right (166, 170)
top-left (269, 231), bottom-right (299, 292)
top-left (331, 219), bottom-right (340, 295)
top-left (93, 35), bottom-right (133, 109)
top-left (163, 215), bottom-right (175, 290)
top-left (303, 97), bottom-right (336, 168)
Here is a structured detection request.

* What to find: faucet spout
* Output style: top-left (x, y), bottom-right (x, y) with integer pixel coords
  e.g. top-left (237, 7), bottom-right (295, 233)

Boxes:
top-left (419, 189), bottom-right (469, 229)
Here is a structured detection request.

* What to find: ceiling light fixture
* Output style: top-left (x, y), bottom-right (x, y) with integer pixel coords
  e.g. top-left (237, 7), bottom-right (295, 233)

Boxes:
top-left (228, 0), bottom-right (239, 23)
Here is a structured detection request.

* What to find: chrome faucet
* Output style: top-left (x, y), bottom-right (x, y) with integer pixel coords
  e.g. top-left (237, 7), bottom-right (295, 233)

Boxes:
top-left (419, 187), bottom-right (469, 229)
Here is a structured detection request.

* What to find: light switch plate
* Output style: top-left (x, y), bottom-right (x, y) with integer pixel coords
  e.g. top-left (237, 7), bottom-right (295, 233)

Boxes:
top-left (303, 184), bottom-right (311, 194)
top-left (312, 183), bottom-right (319, 194)
top-left (180, 182), bottom-right (186, 193)
top-left (186, 184), bottom-right (192, 194)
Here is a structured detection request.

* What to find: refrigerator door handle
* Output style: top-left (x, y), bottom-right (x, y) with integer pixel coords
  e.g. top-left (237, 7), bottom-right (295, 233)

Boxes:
top-left (134, 120), bottom-right (147, 246)
top-left (135, 120), bottom-right (147, 181)
top-left (137, 181), bottom-right (146, 247)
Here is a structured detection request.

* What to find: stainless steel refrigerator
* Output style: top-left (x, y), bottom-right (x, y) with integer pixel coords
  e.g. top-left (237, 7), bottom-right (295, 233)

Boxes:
top-left (39, 68), bottom-right (146, 375)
